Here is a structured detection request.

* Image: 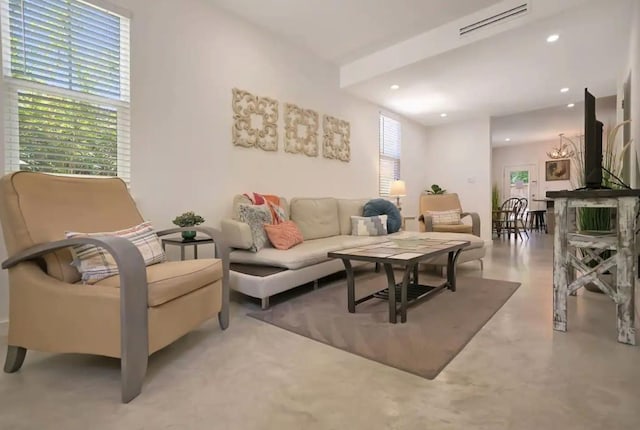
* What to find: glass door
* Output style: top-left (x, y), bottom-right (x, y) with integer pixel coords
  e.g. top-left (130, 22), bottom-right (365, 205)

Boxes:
top-left (503, 164), bottom-right (538, 208)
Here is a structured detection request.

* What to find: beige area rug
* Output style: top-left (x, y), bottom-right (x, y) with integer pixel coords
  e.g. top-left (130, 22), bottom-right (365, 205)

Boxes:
top-left (249, 273), bottom-right (520, 379)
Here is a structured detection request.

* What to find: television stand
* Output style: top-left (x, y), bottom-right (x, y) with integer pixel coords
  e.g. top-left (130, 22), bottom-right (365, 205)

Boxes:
top-left (546, 189), bottom-right (640, 345)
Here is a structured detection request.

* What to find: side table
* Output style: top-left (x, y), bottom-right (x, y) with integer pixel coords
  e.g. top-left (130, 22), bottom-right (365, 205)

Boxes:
top-left (547, 189), bottom-right (640, 345)
top-left (161, 236), bottom-right (214, 260)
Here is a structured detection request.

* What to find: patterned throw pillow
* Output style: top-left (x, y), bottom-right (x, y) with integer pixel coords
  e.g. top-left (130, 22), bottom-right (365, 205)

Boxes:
top-left (66, 221), bottom-right (166, 284)
top-left (425, 209), bottom-right (461, 225)
top-left (238, 204), bottom-right (273, 252)
top-left (264, 221), bottom-right (304, 250)
top-left (363, 198), bottom-right (402, 233)
top-left (351, 215), bottom-right (388, 236)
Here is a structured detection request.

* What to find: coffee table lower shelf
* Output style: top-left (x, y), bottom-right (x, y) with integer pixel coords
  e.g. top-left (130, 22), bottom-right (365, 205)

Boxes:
top-left (355, 280), bottom-right (448, 313)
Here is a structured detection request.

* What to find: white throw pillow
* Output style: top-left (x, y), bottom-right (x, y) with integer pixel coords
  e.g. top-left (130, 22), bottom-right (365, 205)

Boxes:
top-left (425, 209), bottom-right (461, 225)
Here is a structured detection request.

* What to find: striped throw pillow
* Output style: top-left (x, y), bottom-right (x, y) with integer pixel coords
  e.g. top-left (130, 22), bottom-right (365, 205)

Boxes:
top-left (425, 209), bottom-right (461, 225)
top-left (66, 221), bottom-right (166, 284)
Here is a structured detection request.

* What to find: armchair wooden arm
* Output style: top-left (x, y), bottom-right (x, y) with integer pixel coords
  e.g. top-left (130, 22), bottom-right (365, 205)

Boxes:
top-left (3, 236), bottom-right (148, 403)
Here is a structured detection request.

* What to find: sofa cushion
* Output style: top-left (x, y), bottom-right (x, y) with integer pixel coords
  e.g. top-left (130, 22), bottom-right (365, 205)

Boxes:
top-left (230, 235), bottom-right (388, 270)
top-left (289, 198), bottom-right (340, 240)
top-left (433, 224), bottom-right (473, 234)
top-left (95, 259), bottom-right (222, 307)
top-left (337, 198), bottom-right (369, 234)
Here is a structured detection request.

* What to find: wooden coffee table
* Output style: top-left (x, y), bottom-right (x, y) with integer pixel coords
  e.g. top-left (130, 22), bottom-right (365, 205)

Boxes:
top-left (328, 238), bottom-right (470, 323)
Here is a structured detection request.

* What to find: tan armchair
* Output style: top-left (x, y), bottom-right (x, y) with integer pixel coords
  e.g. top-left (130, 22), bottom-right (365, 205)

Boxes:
top-left (418, 192), bottom-right (480, 236)
top-left (0, 172), bottom-right (229, 403)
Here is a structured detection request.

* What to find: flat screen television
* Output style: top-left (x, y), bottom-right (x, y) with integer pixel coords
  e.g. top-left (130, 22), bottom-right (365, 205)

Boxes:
top-left (584, 88), bottom-right (604, 189)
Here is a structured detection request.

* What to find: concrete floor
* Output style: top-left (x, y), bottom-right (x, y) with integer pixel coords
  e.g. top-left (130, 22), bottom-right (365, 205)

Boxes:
top-left (1, 234), bottom-right (639, 429)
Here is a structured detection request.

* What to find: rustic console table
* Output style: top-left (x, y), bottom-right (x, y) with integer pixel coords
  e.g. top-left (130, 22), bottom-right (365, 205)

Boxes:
top-left (547, 189), bottom-right (640, 345)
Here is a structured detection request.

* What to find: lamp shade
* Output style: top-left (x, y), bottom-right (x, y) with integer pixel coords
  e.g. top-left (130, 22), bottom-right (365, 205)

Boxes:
top-left (389, 180), bottom-right (407, 197)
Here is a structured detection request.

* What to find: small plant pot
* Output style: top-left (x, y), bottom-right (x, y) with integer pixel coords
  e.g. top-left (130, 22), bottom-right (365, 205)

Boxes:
top-left (181, 230), bottom-right (197, 241)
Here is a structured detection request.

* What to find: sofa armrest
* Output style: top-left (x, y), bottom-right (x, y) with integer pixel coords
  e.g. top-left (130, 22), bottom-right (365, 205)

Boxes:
top-left (461, 212), bottom-right (481, 237)
top-left (220, 219), bottom-right (253, 250)
top-left (418, 214), bottom-right (434, 232)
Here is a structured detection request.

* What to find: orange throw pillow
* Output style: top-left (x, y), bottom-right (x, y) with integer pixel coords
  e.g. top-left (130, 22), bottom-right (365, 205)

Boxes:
top-left (264, 221), bottom-right (304, 250)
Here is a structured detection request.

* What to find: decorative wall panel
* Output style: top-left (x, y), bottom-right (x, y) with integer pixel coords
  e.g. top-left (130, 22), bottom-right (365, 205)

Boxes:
top-left (232, 88), bottom-right (278, 151)
top-left (284, 103), bottom-right (319, 157)
top-left (322, 115), bottom-right (350, 162)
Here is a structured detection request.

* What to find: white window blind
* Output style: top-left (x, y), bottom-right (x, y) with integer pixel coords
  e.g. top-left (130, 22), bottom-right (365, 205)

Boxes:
top-left (379, 114), bottom-right (401, 196)
top-left (1, 0), bottom-right (130, 180)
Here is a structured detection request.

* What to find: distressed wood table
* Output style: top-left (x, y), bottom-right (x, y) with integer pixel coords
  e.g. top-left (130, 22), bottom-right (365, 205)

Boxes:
top-left (547, 189), bottom-right (640, 345)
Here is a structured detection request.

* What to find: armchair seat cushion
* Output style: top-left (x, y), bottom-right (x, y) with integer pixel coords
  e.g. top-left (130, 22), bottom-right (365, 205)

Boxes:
top-left (432, 223), bottom-right (473, 234)
top-left (95, 259), bottom-right (222, 307)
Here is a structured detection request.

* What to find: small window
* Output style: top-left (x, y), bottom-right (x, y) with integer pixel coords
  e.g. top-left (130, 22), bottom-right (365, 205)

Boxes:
top-left (379, 114), bottom-right (401, 196)
top-left (1, 0), bottom-right (131, 180)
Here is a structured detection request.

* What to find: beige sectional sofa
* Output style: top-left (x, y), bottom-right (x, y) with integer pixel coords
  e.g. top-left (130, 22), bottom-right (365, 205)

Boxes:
top-left (222, 196), bottom-right (485, 308)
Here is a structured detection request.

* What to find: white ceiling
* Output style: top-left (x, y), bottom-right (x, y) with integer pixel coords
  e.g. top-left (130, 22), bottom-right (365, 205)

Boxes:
top-left (209, 0), bottom-right (633, 130)
top-left (208, 0), bottom-right (501, 64)
top-left (345, 0), bottom-right (633, 126)
top-left (491, 95), bottom-right (617, 147)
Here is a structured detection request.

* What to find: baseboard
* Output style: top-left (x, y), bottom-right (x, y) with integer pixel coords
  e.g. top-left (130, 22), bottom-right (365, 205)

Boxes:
top-left (0, 319), bottom-right (7, 336)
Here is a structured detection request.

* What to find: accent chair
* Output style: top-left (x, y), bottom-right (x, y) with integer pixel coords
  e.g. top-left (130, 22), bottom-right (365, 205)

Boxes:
top-left (0, 172), bottom-right (229, 403)
top-left (418, 192), bottom-right (481, 236)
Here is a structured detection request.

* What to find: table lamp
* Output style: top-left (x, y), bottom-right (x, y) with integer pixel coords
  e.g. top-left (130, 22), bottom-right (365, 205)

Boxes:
top-left (389, 180), bottom-right (406, 211)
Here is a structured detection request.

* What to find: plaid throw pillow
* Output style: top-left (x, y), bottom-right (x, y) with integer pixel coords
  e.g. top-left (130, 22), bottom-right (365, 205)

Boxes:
top-left (425, 209), bottom-right (461, 225)
top-left (66, 221), bottom-right (166, 284)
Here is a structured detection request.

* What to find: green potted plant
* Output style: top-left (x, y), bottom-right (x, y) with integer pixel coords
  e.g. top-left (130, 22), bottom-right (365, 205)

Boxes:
top-left (491, 184), bottom-right (500, 211)
top-left (426, 184), bottom-right (446, 195)
top-left (172, 211), bottom-right (205, 241)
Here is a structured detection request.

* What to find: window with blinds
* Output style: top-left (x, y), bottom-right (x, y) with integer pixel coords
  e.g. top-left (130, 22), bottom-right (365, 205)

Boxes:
top-left (1, 0), bottom-right (130, 180)
top-left (379, 114), bottom-right (401, 196)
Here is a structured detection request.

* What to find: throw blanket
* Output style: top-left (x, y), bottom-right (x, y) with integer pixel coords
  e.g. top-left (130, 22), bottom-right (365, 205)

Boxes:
top-left (243, 192), bottom-right (284, 224)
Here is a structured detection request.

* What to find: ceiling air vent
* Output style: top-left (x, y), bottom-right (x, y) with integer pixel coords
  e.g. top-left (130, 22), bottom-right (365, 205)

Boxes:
top-left (459, 3), bottom-right (529, 37)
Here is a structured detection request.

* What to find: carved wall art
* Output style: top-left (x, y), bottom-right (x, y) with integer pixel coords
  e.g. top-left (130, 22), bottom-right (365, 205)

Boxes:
top-left (232, 88), bottom-right (278, 151)
top-left (322, 115), bottom-right (350, 162)
top-left (284, 103), bottom-right (319, 157)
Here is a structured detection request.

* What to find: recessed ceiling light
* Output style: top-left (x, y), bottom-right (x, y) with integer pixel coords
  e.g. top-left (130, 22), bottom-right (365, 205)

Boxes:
top-left (567, 103), bottom-right (575, 108)
top-left (505, 138), bottom-right (511, 142)
top-left (560, 87), bottom-right (569, 93)
top-left (546, 34), bottom-right (560, 43)
top-left (390, 84), bottom-right (400, 90)
top-left (440, 113), bottom-right (448, 118)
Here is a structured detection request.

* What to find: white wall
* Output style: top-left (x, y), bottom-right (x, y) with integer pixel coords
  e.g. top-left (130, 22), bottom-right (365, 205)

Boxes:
top-left (492, 140), bottom-right (576, 211)
top-left (628, 1), bottom-right (640, 188)
top-left (492, 97), bottom-right (618, 211)
top-left (0, 0), bottom-right (430, 322)
top-left (422, 118), bottom-right (492, 240)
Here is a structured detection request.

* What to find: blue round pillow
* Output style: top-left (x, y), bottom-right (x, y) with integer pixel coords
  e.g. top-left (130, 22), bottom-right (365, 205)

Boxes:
top-left (363, 199), bottom-right (402, 233)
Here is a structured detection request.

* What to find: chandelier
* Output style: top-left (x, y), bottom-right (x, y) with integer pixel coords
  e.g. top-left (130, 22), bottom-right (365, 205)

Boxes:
top-left (547, 133), bottom-right (575, 159)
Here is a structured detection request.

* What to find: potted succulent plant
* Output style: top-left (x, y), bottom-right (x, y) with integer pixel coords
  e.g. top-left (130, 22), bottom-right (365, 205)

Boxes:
top-left (172, 211), bottom-right (205, 241)
top-left (426, 184), bottom-right (446, 195)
